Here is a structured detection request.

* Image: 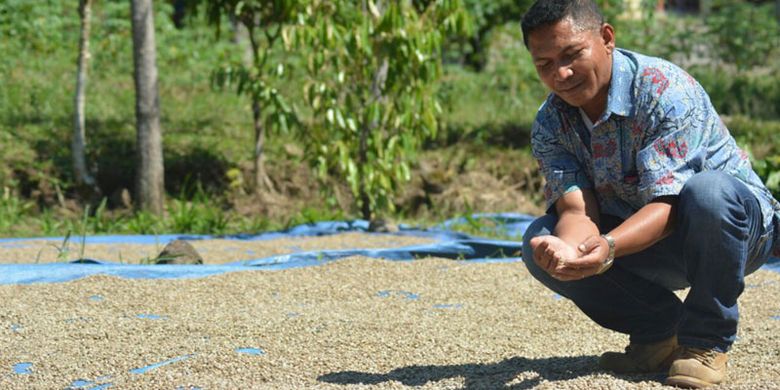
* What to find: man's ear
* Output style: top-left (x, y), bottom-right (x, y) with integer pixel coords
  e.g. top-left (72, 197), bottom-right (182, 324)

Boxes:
top-left (601, 23), bottom-right (615, 54)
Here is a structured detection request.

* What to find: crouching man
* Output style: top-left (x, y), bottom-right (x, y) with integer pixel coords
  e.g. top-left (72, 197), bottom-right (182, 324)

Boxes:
top-left (520, 0), bottom-right (780, 387)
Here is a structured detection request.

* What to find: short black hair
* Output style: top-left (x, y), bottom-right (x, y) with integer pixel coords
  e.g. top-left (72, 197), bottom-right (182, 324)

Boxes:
top-left (521, 0), bottom-right (605, 47)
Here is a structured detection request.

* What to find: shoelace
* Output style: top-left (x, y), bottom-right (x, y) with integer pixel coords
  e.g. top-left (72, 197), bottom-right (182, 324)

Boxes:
top-left (682, 347), bottom-right (719, 366)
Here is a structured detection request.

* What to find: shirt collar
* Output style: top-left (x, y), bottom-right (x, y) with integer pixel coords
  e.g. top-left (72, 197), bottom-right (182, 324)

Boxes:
top-left (605, 49), bottom-right (634, 118)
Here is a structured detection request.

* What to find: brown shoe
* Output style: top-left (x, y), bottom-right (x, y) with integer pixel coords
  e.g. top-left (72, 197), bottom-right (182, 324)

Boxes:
top-left (599, 335), bottom-right (679, 374)
top-left (666, 347), bottom-right (727, 388)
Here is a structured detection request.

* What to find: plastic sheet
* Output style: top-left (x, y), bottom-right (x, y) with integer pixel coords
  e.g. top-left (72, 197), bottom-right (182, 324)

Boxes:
top-left (1, 213), bottom-right (777, 285)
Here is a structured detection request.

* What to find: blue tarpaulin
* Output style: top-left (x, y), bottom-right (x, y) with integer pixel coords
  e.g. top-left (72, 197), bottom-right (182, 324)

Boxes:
top-left (0, 212), bottom-right (777, 285)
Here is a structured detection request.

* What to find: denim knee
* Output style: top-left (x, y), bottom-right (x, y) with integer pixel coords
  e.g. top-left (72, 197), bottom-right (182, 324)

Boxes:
top-left (678, 171), bottom-right (745, 223)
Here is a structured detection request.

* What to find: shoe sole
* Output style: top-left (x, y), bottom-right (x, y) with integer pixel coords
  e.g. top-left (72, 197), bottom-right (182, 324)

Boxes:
top-left (666, 375), bottom-right (718, 389)
top-left (599, 345), bottom-right (680, 374)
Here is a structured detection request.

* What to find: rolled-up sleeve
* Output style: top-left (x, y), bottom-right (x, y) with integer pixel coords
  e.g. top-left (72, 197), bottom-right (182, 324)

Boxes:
top-left (531, 120), bottom-right (592, 212)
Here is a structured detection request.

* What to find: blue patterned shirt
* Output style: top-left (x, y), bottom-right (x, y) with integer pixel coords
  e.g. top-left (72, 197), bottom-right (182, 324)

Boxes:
top-left (531, 49), bottom-right (780, 233)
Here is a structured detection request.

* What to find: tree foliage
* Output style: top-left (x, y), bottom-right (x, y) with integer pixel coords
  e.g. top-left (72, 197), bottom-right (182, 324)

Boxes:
top-left (455, 0), bottom-right (530, 69)
top-left (295, 0), bottom-right (471, 220)
top-left (190, 0), bottom-right (304, 192)
top-left (705, 0), bottom-right (780, 70)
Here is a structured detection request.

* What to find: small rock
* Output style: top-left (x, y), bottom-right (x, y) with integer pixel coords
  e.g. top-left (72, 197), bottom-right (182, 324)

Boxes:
top-left (368, 219), bottom-right (399, 233)
top-left (155, 240), bottom-right (203, 265)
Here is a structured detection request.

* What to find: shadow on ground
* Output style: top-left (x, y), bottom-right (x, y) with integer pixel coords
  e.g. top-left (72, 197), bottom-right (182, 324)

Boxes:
top-left (318, 355), bottom-right (659, 389)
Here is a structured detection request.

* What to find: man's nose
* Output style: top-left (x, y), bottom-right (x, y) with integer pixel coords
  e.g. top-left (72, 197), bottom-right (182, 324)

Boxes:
top-left (555, 65), bottom-right (573, 82)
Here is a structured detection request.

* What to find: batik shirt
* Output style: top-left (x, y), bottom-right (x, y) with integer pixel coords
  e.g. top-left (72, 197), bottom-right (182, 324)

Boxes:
top-left (531, 48), bottom-right (780, 235)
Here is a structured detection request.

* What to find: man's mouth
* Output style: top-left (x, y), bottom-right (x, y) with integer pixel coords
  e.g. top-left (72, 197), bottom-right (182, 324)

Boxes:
top-left (558, 81), bottom-right (582, 94)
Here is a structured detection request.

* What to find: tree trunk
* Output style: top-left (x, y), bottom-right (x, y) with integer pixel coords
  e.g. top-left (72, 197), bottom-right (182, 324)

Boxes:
top-left (252, 98), bottom-right (274, 193)
top-left (246, 24), bottom-right (275, 194)
top-left (358, 58), bottom-right (389, 221)
top-left (230, 16), bottom-right (254, 66)
top-left (131, 0), bottom-right (165, 214)
top-left (356, 2), bottom-right (388, 221)
top-left (358, 120), bottom-right (371, 220)
top-left (776, 0), bottom-right (780, 22)
top-left (73, 0), bottom-right (101, 199)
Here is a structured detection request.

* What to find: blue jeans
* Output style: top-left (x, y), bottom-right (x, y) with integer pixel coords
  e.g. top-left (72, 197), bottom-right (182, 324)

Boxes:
top-left (522, 171), bottom-right (776, 352)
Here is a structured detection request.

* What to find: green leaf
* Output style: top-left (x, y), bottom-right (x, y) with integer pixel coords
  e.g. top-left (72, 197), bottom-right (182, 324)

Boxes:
top-left (347, 118), bottom-right (357, 132)
top-left (368, 0), bottom-right (381, 19)
top-left (278, 114), bottom-right (288, 133)
top-left (275, 94), bottom-right (291, 113)
top-left (335, 109), bottom-right (346, 129)
top-left (317, 156), bottom-right (328, 179)
top-left (326, 108), bottom-right (335, 124)
top-left (379, 174), bottom-right (391, 191)
top-left (338, 141), bottom-right (349, 170)
top-left (423, 108), bottom-right (436, 134)
top-left (400, 162), bottom-right (411, 182)
top-left (347, 160), bottom-right (359, 194)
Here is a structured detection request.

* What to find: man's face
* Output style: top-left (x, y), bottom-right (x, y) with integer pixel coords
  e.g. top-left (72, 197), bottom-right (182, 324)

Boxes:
top-left (527, 17), bottom-right (614, 113)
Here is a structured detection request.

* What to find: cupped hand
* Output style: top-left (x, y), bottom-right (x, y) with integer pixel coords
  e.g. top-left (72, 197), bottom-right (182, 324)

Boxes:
top-left (529, 235), bottom-right (578, 277)
top-left (552, 235), bottom-right (611, 281)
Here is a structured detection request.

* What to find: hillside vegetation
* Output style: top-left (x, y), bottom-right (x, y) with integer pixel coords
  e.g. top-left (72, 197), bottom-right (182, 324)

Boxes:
top-left (1, 0), bottom-right (779, 238)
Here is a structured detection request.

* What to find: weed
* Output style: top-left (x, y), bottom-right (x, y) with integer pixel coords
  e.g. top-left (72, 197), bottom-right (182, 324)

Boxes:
top-left (236, 216), bottom-right (274, 235)
top-left (138, 255), bottom-right (156, 265)
top-left (126, 211), bottom-right (161, 235)
top-left (38, 209), bottom-right (63, 236)
top-left (77, 205), bottom-right (89, 260)
top-left (50, 231), bottom-right (71, 262)
top-left (200, 204), bottom-right (231, 235)
top-left (286, 207), bottom-right (346, 228)
top-left (168, 199), bottom-right (198, 233)
top-left (88, 198), bottom-right (113, 233)
top-left (0, 190), bottom-right (33, 232)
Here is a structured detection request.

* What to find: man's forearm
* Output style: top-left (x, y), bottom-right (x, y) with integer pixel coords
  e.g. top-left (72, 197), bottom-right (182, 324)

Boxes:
top-left (552, 188), bottom-right (602, 251)
top-left (607, 197), bottom-right (677, 258)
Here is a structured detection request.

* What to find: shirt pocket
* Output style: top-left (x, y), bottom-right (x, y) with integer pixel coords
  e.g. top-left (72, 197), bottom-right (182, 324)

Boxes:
top-left (618, 168), bottom-right (642, 208)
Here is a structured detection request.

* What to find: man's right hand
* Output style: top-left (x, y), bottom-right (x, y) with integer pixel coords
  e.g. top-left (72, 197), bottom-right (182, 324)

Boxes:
top-left (529, 235), bottom-right (579, 277)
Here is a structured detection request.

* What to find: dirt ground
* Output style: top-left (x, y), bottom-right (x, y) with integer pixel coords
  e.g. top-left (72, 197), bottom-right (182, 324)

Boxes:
top-left (2, 254), bottom-right (779, 389)
top-left (229, 146), bottom-right (546, 222)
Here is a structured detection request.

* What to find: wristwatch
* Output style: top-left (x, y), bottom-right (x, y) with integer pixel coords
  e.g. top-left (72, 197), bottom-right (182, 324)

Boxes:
top-left (597, 234), bottom-right (615, 274)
